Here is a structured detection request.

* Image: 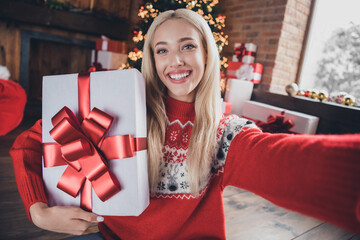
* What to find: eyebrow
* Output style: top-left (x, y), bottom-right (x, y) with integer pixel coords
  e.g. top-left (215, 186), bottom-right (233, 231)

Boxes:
top-left (154, 37), bottom-right (195, 47)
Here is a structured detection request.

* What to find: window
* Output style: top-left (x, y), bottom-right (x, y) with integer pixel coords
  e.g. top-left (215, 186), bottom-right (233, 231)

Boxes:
top-left (298, 0), bottom-right (360, 102)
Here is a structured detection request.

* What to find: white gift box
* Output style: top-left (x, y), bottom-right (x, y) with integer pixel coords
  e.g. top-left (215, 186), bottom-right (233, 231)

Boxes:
top-left (42, 69), bottom-right (149, 216)
top-left (224, 79), bottom-right (254, 116)
top-left (242, 101), bottom-right (319, 134)
top-left (232, 43), bottom-right (257, 64)
top-left (91, 50), bottom-right (128, 70)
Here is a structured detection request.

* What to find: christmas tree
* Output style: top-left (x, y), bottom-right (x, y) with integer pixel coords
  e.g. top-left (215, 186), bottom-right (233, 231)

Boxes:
top-left (122, 0), bottom-right (228, 72)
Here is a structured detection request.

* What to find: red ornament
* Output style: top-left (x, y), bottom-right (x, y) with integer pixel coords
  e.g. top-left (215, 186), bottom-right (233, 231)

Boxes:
top-left (133, 47), bottom-right (139, 52)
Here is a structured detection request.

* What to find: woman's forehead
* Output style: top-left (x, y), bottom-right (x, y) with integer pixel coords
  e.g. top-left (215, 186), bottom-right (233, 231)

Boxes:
top-left (152, 18), bottom-right (202, 45)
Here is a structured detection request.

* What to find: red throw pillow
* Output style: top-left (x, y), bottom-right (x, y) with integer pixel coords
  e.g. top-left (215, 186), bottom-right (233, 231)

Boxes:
top-left (0, 79), bottom-right (27, 136)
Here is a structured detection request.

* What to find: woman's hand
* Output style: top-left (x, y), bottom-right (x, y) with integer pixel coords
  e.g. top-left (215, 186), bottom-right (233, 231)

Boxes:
top-left (29, 202), bottom-right (103, 235)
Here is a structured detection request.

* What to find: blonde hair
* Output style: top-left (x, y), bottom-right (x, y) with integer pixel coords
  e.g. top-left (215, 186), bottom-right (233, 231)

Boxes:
top-left (142, 9), bottom-right (222, 195)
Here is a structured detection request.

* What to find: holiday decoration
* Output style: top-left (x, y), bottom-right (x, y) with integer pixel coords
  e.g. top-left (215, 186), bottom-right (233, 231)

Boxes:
top-left (285, 83), bottom-right (299, 97)
top-left (90, 36), bottom-right (128, 71)
top-left (224, 79), bottom-right (254, 116)
top-left (317, 90), bottom-right (328, 102)
top-left (255, 111), bottom-right (295, 134)
top-left (232, 43), bottom-right (257, 64)
top-left (343, 95), bottom-right (355, 106)
top-left (95, 37), bottom-right (127, 53)
top-left (242, 101), bottom-right (319, 134)
top-left (121, 0), bottom-right (228, 72)
top-left (42, 69), bottom-right (149, 216)
top-left (226, 61), bottom-right (263, 84)
top-left (287, 83), bottom-right (358, 107)
top-left (90, 51), bottom-right (128, 71)
top-left (221, 99), bottom-right (231, 115)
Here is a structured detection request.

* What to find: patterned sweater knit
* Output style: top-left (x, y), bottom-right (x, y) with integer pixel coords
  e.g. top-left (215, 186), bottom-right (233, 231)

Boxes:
top-left (10, 96), bottom-right (360, 239)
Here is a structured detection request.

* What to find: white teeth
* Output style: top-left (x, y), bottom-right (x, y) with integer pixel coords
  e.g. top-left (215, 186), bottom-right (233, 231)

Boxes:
top-left (169, 72), bottom-right (190, 80)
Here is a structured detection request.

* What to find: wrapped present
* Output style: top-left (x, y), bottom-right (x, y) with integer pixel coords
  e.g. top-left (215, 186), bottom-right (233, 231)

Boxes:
top-left (42, 69), bottom-right (149, 216)
top-left (91, 50), bottom-right (128, 70)
top-left (95, 37), bottom-right (127, 54)
top-left (224, 79), bottom-right (254, 116)
top-left (232, 43), bottom-right (257, 64)
top-left (242, 101), bottom-right (319, 134)
top-left (221, 99), bottom-right (232, 115)
top-left (227, 61), bottom-right (263, 84)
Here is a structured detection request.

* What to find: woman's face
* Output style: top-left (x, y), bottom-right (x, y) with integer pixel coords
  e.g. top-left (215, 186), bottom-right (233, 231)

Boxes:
top-left (152, 18), bottom-right (207, 102)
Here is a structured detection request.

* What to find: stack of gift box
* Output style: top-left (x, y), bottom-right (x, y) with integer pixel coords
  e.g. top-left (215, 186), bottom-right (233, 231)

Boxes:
top-left (90, 36), bottom-right (128, 71)
top-left (224, 43), bottom-right (319, 134)
top-left (223, 43), bottom-right (263, 116)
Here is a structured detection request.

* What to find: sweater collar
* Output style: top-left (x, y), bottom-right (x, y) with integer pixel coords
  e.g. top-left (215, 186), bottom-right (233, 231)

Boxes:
top-left (165, 95), bottom-right (195, 119)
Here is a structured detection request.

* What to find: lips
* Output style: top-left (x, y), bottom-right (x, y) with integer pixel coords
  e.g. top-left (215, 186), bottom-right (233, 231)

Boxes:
top-left (167, 70), bottom-right (192, 84)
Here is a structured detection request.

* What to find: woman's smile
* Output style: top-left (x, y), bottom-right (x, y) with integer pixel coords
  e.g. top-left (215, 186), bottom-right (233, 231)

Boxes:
top-left (167, 70), bottom-right (192, 84)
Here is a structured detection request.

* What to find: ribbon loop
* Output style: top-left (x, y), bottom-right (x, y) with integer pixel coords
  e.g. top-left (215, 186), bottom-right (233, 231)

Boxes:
top-left (81, 108), bottom-right (113, 145)
top-left (57, 166), bottom-right (86, 197)
top-left (81, 118), bottom-right (107, 145)
top-left (61, 138), bottom-right (92, 162)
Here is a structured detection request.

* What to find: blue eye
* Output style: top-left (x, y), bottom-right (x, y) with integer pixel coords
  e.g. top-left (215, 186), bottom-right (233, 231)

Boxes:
top-left (183, 44), bottom-right (195, 50)
top-left (156, 49), bottom-right (167, 54)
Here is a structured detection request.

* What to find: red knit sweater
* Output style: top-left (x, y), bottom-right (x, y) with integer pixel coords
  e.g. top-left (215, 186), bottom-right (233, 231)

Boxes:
top-left (10, 96), bottom-right (360, 239)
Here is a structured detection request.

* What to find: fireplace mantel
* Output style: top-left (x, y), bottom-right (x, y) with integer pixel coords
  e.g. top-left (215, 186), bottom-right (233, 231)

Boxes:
top-left (0, 0), bottom-right (129, 40)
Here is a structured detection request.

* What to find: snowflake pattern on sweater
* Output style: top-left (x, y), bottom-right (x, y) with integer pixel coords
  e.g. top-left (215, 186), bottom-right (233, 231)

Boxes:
top-left (153, 114), bottom-right (258, 197)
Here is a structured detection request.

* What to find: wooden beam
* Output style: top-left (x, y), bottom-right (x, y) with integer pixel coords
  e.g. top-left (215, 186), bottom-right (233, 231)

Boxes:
top-left (0, 0), bottom-right (129, 40)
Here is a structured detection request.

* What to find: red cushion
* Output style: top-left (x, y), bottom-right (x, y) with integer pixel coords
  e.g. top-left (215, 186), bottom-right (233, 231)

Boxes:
top-left (0, 79), bottom-right (27, 135)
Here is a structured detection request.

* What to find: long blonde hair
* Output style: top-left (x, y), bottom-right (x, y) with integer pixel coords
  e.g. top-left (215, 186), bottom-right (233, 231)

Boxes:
top-left (141, 9), bottom-right (222, 195)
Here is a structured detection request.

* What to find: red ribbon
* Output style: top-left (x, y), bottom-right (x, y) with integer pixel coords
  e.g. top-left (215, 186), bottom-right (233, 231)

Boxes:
top-left (43, 73), bottom-right (147, 211)
top-left (234, 45), bottom-right (256, 62)
top-left (248, 111), bottom-right (295, 133)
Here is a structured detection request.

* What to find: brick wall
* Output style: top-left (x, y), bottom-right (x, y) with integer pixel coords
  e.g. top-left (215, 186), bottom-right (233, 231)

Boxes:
top-left (219, 0), bottom-right (311, 94)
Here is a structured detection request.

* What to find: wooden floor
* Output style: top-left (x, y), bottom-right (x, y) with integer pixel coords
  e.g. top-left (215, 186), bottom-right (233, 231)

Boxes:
top-left (0, 116), bottom-right (359, 240)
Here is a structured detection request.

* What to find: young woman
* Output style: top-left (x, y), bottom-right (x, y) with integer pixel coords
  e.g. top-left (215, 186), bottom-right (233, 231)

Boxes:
top-left (10, 9), bottom-right (360, 240)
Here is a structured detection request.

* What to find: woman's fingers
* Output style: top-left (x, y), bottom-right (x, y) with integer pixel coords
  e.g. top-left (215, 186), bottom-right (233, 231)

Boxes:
top-left (70, 206), bottom-right (103, 223)
top-left (29, 202), bottom-right (103, 235)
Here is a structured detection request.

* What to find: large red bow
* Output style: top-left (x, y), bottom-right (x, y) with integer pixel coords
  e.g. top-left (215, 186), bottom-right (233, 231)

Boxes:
top-left (256, 111), bottom-right (295, 133)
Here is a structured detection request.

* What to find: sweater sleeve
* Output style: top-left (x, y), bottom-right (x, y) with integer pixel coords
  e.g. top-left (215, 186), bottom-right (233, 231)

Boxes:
top-left (9, 119), bottom-right (48, 221)
top-left (222, 128), bottom-right (360, 233)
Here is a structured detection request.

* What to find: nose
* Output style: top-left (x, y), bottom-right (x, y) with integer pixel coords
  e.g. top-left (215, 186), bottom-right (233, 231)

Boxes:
top-left (169, 53), bottom-right (184, 67)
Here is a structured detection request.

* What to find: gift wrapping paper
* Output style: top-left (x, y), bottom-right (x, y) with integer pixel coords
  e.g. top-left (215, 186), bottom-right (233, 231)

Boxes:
top-left (95, 38), bottom-right (127, 54)
top-left (227, 61), bottom-right (263, 84)
top-left (242, 101), bottom-right (319, 134)
top-left (42, 69), bottom-right (149, 216)
top-left (232, 43), bottom-right (257, 64)
top-left (221, 98), bottom-right (232, 115)
top-left (91, 50), bottom-right (128, 70)
top-left (224, 79), bottom-right (254, 116)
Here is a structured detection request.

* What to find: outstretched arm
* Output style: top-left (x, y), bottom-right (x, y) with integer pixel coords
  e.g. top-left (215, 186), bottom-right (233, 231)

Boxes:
top-left (222, 128), bottom-right (360, 233)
